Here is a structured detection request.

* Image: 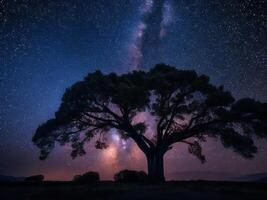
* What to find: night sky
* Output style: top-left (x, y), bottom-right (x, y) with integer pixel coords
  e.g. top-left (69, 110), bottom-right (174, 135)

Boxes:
top-left (0, 0), bottom-right (267, 180)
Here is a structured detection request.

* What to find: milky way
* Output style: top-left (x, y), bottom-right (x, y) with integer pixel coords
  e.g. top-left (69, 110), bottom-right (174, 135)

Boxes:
top-left (0, 0), bottom-right (266, 180)
top-left (128, 0), bottom-right (176, 69)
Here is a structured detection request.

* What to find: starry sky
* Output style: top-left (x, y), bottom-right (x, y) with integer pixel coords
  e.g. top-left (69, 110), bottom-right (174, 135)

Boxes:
top-left (0, 0), bottom-right (266, 180)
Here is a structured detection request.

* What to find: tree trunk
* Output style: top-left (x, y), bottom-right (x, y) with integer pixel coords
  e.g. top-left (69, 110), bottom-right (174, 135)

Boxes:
top-left (146, 150), bottom-right (165, 182)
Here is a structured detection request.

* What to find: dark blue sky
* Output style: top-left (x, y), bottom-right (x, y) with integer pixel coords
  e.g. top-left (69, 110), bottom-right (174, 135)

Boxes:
top-left (0, 0), bottom-right (266, 180)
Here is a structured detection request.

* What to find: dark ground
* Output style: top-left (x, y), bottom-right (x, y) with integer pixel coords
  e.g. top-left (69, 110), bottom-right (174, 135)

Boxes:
top-left (0, 181), bottom-right (266, 200)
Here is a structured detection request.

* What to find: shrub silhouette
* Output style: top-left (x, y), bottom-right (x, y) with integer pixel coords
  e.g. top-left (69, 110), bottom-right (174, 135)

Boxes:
top-left (73, 171), bottom-right (100, 183)
top-left (24, 175), bottom-right (44, 183)
top-left (114, 170), bottom-right (148, 182)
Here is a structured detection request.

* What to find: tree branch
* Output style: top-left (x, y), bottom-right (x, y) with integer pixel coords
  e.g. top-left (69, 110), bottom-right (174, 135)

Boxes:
top-left (164, 117), bottom-right (230, 146)
top-left (163, 89), bottom-right (195, 136)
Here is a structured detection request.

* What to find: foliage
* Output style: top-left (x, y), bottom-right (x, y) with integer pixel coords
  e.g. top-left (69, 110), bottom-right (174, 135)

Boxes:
top-left (33, 64), bottom-right (267, 164)
top-left (114, 170), bottom-right (148, 182)
top-left (24, 175), bottom-right (44, 183)
top-left (73, 171), bottom-right (100, 183)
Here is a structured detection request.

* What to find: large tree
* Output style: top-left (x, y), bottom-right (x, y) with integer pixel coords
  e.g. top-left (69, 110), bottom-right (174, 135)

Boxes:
top-left (33, 64), bottom-right (267, 182)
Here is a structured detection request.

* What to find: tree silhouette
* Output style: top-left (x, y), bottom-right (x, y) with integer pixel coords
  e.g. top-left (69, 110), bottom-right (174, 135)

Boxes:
top-left (33, 64), bottom-right (267, 182)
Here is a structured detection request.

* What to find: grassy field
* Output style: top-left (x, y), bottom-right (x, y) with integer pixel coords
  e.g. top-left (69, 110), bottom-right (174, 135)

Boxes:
top-left (0, 181), bottom-right (266, 200)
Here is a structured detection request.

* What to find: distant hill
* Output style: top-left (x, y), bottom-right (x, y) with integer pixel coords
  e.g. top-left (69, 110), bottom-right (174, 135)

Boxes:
top-left (0, 175), bottom-right (25, 182)
top-left (166, 171), bottom-right (267, 182)
top-left (1, 172), bottom-right (266, 182)
top-left (259, 177), bottom-right (267, 182)
top-left (234, 173), bottom-right (267, 182)
top-left (166, 171), bottom-right (233, 181)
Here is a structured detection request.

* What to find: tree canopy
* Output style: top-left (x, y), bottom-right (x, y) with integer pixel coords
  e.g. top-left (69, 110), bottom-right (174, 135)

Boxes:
top-left (33, 64), bottom-right (267, 181)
